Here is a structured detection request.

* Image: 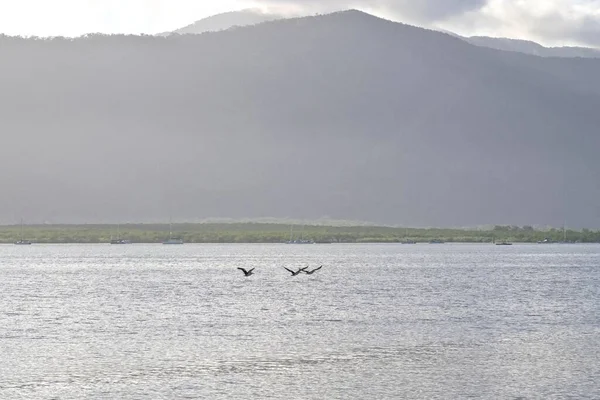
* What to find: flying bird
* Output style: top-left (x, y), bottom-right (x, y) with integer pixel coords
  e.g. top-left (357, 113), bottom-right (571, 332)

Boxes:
top-left (304, 265), bottom-right (323, 274)
top-left (237, 267), bottom-right (255, 277)
top-left (283, 267), bottom-right (307, 276)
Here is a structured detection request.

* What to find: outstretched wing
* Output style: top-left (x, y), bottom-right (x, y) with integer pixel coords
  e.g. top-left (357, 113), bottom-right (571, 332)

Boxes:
top-left (283, 267), bottom-right (294, 274)
top-left (238, 267), bottom-right (248, 274)
top-left (300, 266), bottom-right (309, 271)
top-left (314, 265), bottom-right (323, 272)
top-left (247, 268), bottom-right (255, 274)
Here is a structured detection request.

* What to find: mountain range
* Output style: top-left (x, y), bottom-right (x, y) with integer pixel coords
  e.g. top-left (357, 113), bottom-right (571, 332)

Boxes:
top-left (160, 9), bottom-right (600, 59)
top-left (1, 10), bottom-right (599, 227)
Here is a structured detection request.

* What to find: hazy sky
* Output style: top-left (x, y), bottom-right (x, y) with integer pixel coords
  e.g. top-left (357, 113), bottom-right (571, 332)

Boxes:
top-left (1, 0), bottom-right (599, 47)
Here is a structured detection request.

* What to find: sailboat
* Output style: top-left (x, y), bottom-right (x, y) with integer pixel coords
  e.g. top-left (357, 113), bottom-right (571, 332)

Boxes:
top-left (14, 218), bottom-right (32, 245)
top-left (163, 220), bottom-right (184, 245)
top-left (401, 228), bottom-right (416, 244)
top-left (286, 223), bottom-right (314, 244)
top-left (110, 224), bottom-right (131, 244)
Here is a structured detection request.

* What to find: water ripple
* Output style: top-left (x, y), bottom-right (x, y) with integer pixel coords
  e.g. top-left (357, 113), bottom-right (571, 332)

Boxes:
top-left (1, 243), bottom-right (599, 399)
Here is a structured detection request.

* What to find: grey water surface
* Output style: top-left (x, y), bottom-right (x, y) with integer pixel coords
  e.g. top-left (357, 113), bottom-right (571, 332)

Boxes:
top-left (1, 244), bottom-right (599, 399)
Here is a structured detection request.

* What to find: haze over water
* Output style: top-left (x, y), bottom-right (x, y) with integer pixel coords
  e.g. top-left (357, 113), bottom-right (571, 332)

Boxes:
top-left (1, 243), bottom-right (599, 399)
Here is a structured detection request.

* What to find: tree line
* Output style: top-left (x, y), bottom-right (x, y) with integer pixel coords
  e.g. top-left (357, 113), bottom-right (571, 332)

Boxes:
top-left (0, 223), bottom-right (599, 244)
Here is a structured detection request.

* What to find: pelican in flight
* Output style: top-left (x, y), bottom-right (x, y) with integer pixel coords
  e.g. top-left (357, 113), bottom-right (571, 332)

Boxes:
top-left (304, 265), bottom-right (323, 274)
top-left (237, 267), bottom-right (255, 277)
top-left (283, 267), bottom-right (308, 276)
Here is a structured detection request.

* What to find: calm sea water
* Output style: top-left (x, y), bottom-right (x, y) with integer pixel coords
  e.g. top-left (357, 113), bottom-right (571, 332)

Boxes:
top-left (0, 243), bottom-right (599, 399)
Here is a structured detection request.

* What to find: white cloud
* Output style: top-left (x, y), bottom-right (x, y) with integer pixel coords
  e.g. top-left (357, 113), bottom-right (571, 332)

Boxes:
top-left (442, 0), bottom-right (600, 47)
top-left (0, 0), bottom-right (247, 36)
top-left (251, 0), bottom-right (487, 21)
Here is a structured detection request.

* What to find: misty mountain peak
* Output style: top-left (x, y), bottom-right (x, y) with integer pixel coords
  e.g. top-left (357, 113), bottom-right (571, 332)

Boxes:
top-left (159, 8), bottom-right (285, 36)
top-left (465, 35), bottom-right (600, 58)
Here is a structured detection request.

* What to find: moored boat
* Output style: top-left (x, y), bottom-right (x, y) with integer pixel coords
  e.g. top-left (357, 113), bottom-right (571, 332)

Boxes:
top-left (163, 220), bottom-right (184, 244)
top-left (14, 219), bottom-right (32, 245)
top-left (110, 224), bottom-right (131, 244)
top-left (111, 239), bottom-right (132, 244)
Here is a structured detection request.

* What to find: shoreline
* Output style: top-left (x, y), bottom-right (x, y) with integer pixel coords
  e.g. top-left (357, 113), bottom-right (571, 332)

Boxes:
top-left (1, 222), bottom-right (598, 245)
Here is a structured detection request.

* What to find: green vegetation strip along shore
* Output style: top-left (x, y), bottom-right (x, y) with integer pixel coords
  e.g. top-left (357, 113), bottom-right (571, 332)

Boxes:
top-left (1, 223), bottom-right (599, 244)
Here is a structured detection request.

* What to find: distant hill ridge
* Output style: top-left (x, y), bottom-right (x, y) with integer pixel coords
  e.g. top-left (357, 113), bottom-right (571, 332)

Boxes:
top-left (160, 9), bottom-right (600, 59)
top-left (157, 8), bottom-right (286, 36)
top-left (465, 35), bottom-right (600, 59)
